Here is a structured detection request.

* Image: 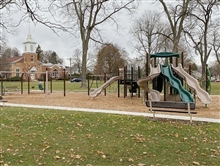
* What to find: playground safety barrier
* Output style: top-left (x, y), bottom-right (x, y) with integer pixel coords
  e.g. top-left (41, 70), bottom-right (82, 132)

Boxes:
top-left (146, 100), bottom-right (197, 123)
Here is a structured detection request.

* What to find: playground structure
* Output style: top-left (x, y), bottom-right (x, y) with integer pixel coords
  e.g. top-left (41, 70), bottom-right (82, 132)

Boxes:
top-left (89, 76), bottom-right (122, 98)
top-left (137, 52), bottom-right (212, 122)
top-left (88, 66), bottom-right (141, 98)
top-left (138, 64), bottom-right (161, 101)
top-left (171, 64), bottom-right (211, 104)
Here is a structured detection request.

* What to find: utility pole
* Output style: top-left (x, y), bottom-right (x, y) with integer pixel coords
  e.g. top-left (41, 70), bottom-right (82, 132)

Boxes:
top-left (67, 58), bottom-right (72, 80)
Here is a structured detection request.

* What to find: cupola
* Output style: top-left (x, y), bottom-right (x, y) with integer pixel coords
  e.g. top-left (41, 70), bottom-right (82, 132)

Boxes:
top-left (23, 32), bottom-right (37, 53)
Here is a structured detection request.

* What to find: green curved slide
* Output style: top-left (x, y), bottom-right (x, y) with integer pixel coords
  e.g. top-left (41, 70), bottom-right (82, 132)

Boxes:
top-left (161, 65), bottom-right (194, 103)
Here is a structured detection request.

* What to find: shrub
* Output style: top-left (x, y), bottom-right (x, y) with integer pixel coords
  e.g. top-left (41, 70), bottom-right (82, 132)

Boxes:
top-left (5, 76), bottom-right (21, 81)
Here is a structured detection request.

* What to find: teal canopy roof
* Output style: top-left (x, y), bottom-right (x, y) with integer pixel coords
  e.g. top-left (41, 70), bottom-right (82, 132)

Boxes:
top-left (150, 52), bottom-right (180, 58)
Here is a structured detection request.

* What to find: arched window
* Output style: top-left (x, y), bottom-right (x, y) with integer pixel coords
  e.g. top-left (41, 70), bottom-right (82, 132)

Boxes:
top-left (31, 45), bottom-right (33, 51)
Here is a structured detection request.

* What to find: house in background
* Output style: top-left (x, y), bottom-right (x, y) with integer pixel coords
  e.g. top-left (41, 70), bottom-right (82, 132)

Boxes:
top-left (3, 32), bottom-right (65, 80)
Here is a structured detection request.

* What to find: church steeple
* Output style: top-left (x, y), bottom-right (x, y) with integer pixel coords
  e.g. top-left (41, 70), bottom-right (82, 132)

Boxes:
top-left (23, 29), bottom-right (37, 53)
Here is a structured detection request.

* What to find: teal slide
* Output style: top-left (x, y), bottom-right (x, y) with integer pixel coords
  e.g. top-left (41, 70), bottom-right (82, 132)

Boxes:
top-left (161, 64), bottom-right (194, 103)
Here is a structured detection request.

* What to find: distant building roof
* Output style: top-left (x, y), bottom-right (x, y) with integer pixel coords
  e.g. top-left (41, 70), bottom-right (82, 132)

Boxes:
top-left (41, 63), bottom-right (54, 66)
top-left (5, 56), bottom-right (23, 63)
top-left (4, 55), bottom-right (65, 69)
top-left (41, 63), bottom-right (65, 68)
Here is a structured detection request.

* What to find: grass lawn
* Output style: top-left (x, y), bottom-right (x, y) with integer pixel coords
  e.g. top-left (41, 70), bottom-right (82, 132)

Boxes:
top-left (1, 80), bottom-right (219, 95)
top-left (1, 107), bottom-right (219, 165)
top-left (1, 80), bottom-right (119, 94)
top-left (210, 82), bottom-right (220, 95)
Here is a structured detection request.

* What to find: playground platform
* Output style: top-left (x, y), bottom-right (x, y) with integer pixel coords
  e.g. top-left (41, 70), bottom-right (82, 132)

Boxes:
top-left (3, 103), bottom-right (220, 123)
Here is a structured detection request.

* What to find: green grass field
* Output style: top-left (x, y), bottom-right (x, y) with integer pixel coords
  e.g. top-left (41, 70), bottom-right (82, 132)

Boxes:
top-left (1, 79), bottom-right (119, 94)
top-left (1, 107), bottom-right (219, 165)
top-left (1, 80), bottom-right (219, 95)
top-left (210, 82), bottom-right (220, 95)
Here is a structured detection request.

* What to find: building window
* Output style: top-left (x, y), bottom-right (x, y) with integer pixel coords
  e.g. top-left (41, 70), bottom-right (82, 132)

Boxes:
top-left (16, 68), bottom-right (20, 77)
top-left (25, 46), bottom-right (27, 51)
top-left (31, 45), bottom-right (33, 51)
top-left (31, 55), bottom-right (34, 62)
top-left (52, 69), bottom-right (58, 79)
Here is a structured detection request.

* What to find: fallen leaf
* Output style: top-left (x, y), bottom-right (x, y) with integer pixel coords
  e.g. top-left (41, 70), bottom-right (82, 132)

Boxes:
top-left (70, 154), bottom-right (81, 159)
top-left (138, 163), bottom-right (146, 166)
top-left (54, 156), bottom-right (60, 159)
top-left (76, 123), bottom-right (82, 127)
top-left (192, 161), bottom-right (200, 165)
top-left (175, 133), bottom-right (179, 138)
top-left (183, 137), bottom-right (188, 141)
top-left (97, 150), bottom-right (104, 154)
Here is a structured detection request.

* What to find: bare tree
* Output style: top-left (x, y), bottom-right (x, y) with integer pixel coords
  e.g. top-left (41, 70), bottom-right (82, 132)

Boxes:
top-left (1, 47), bottom-right (20, 58)
top-left (0, 1), bottom-right (68, 37)
top-left (2, 1), bottom-right (137, 88)
top-left (183, 0), bottom-right (220, 75)
top-left (0, 0), bottom-right (18, 46)
top-left (159, 0), bottom-right (191, 52)
top-left (1, 1), bottom-right (34, 35)
top-left (155, 25), bottom-right (174, 52)
top-left (43, 50), bottom-right (63, 64)
top-left (178, 39), bottom-right (194, 66)
top-left (53, 0), bottom-right (137, 87)
top-left (210, 19), bottom-right (220, 64)
top-left (130, 11), bottom-right (164, 57)
top-left (72, 49), bottom-right (82, 74)
top-left (210, 61), bottom-right (220, 79)
top-left (71, 48), bottom-right (96, 75)
top-left (131, 9), bottom-right (192, 68)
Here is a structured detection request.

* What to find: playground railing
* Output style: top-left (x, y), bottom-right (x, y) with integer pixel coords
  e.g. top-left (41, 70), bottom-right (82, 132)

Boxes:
top-left (146, 100), bottom-right (196, 123)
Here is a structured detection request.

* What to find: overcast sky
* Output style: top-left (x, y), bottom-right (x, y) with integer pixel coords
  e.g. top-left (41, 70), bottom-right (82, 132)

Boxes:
top-left (4, 1), bottom-right (217, 66)
top-left (5, 1), bottom-right (161, 65)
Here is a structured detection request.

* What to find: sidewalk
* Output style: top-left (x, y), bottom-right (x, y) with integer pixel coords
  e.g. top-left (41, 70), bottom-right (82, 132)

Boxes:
top-left (4, 103), bottom-right (220, 123)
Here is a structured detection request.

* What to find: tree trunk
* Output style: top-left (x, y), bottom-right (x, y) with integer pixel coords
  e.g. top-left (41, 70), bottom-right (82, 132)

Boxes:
top-left (81, 40), bottom-right (89, 88)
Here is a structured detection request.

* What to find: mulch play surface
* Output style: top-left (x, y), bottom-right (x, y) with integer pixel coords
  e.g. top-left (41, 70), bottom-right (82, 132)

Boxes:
top-left (2, 92), bottom-right (220, 119)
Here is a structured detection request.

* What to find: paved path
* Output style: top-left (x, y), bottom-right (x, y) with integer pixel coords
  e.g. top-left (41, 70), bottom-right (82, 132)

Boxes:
top-left (4, 103), bottom-right (220, 123)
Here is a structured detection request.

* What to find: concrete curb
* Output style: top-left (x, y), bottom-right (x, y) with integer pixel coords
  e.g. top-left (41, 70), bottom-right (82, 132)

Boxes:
top-left (4, 103), bottom-right (220, 123)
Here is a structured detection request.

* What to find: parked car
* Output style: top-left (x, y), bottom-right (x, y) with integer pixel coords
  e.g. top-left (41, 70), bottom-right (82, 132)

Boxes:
top-left (70, 78), bottom-right (82, 82)
top-left (210, 77), bottom-right (216, 82)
